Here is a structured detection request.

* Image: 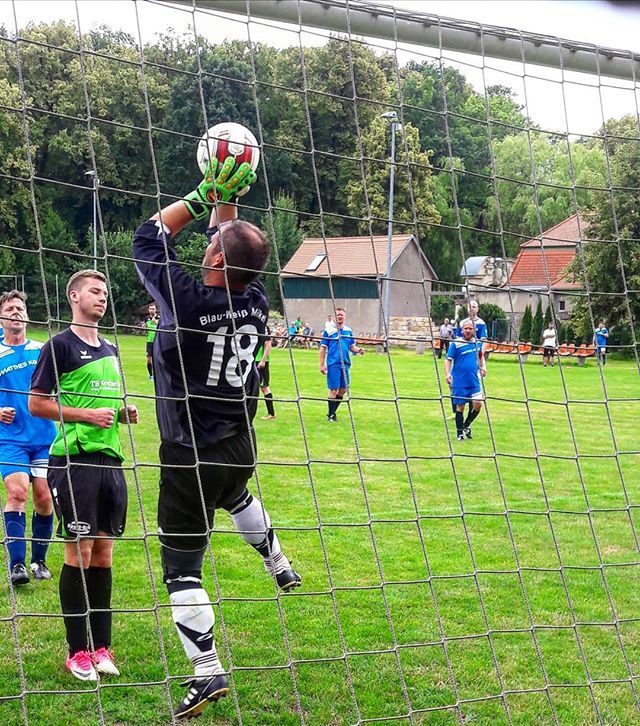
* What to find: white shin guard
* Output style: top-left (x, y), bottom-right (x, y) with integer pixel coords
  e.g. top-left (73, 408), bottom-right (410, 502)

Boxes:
top-left (170, 586), bottom-right (223, 677)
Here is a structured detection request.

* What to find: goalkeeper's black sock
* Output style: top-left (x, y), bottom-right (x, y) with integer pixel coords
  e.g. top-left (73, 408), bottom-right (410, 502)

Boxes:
top-left (87, 566), bottom-right (113, 650)
top-left (455, 411), bottom-right (464, 435)
top-left (464, 408), bottom-right (480, 428)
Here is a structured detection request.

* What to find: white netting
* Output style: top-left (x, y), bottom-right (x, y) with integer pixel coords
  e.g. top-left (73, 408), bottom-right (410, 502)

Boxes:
top-left (0, 0), bottom-right (639, 723)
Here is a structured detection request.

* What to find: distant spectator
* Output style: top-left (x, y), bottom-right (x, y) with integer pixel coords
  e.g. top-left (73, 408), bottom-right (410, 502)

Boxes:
top-left (302, 322), bottom-right (314, 349)
top-left (542, 321), bottom-right (557, 367)
top-left (325, 314), bottom-right (337, 335)
top-left (437, 317), bottom-right (454, 359)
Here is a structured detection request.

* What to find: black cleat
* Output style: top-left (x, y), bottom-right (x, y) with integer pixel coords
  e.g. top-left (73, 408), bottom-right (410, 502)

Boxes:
top-left (175, 673), bottom-right (229, 720)
top-left (276, 567), bottom-right (302, 592)
top-left (456, 433), bottom-right (465, 442)
top-left (10, 563), bottom-right (30, 586)
top-left (463, 427), bottom-right (473, 440)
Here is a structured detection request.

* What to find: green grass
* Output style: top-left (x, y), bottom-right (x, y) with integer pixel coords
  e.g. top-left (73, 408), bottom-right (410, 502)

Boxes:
top-left (1, 337), bottom-right (640, 725)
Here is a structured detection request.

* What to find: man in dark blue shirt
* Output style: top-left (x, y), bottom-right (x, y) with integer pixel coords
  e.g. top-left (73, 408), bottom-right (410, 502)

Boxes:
top-left (445, 320), bottom-right (487, 441)
top-left (133, 157), bottom-right (300, 719)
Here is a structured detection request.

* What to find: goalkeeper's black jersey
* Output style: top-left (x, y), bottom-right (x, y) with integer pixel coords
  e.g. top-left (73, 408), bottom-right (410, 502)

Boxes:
top-left (133, 220), bottom-right (268, 448)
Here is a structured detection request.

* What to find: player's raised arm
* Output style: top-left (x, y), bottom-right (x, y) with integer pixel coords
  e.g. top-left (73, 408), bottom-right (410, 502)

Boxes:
top-left (150, 157), bottom-right (256, 237)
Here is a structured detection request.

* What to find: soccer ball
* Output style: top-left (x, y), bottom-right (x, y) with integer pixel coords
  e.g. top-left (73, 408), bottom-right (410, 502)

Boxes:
top-left (196, 122), bottom-right (260, 175)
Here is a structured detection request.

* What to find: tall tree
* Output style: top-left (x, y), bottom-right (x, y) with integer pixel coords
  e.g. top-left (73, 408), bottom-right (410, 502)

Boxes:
top-left (519, 304), bottom-right (532, 342)
top-left (485, 133), bottom-right (606, 252)
top-left (531, 299), bottom-right (544, 344)
top-left (569, 115), bottom-right (640, 338)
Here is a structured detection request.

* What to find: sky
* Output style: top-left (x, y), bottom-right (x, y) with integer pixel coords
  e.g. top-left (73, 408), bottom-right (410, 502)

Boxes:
top-left (1, 0), bottom-right (639, 136)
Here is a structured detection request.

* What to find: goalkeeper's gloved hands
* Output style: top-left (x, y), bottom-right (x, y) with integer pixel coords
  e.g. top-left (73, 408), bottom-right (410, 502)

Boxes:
top-left (184, 157), bottom-right (257, 220)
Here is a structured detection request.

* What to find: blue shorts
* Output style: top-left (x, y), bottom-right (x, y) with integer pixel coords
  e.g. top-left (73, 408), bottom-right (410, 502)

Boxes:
top-left (451, 385), bottom-right (483, 407)
top-left (327, 364), bottom-right (350, 391)
top-left (0, 442), bottom-right (51, 480)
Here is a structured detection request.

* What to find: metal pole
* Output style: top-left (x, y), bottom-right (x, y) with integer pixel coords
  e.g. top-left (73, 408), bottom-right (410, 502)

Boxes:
top-left (92, 177), bottom-right (98, 270)
top-left (85, 170), bottom-right (98, 270)
top-left (55, 274), bottom-right (60, 332)
top-left (384, 120), bottom-right (396, 343)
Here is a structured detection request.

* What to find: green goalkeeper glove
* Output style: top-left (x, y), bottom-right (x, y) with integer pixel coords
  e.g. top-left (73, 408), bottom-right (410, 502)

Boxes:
top-left (183, 157), bottom-right (257, 220)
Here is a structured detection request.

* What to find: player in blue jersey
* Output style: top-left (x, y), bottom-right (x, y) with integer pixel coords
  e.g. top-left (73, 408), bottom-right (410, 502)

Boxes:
top-left (451, 300), bottom-right (488, 416)
top-left (319, 307), bottom-right (365, 422)
top-left (445, 319), bottom-right (487, 441)
top-left (0, 291), bottom-right (56, 587)
top-left (133, 157), bottom-right (300, 719)
top-left (593, 320), bottom-right (609, 365)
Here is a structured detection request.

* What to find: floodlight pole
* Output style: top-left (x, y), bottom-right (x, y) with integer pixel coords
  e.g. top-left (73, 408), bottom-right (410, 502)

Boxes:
top-left (381, 111), bottom-right (398, 343)
top-left (85, 170), bottom-right (99, 270)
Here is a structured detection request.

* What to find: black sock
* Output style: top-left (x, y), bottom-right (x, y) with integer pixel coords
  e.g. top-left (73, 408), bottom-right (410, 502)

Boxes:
top-left (334, 394), bottom-right (344, 411)
top-left (87, 566), bottom-right (113, 651)
top-left (464, 408), bottom-right (480, 428)
top-left (59, 564), bottom-right (89, 655)
top-left (455, 411), bottom-right (464, 434)
top-left (265, 392), bottom-right (275, 417)
top-left (328, 399), bottom-right (338, 417)
top-left (451, 399), bottom-right (457, 414)
top-left (147, 361), bottom-right (153, 376)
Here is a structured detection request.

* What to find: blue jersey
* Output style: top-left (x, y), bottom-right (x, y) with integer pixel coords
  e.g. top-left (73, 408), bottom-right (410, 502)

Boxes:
top-left (447, 338), bottom-right (483, 388)
top-left (595, 327), bottom-right (608, 347)
top-left (0, 340), bottom-right (56, 446)
top-left (456, 316), bottom-right (487, 340)
top-left (321, 326), bottom-right (355, 367)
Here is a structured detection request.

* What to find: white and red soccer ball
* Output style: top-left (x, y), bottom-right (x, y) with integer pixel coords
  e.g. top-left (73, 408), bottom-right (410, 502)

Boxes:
top-left (196, 122), bottom-right (260, 175)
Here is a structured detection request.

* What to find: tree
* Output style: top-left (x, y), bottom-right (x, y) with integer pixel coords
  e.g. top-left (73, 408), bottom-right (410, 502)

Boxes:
top-left (543, 304), bottom-right (553, 328)
top-left (262, 192), bottom-right (303, 312)
top-left (531, 299), bottom-right (544, 344)
top-left (569, 115), bottom-right (640, 338)
top-left (519, 304), bottom-right (532, 341)
top-left (485, 133), bottom-right (607, 253)
top-left (344, 116), bottom-right (440, 240)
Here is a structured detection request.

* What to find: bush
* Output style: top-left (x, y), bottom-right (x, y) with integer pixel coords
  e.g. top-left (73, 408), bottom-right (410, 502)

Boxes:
top-left (430, 295), bottom-right (455, 323)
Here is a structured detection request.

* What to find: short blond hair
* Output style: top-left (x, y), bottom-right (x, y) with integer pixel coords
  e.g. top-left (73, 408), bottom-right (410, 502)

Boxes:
top-left (66, 269), bottom-right (107, 303)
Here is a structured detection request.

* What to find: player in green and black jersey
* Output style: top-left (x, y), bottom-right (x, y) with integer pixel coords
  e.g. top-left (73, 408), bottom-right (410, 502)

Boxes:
top-left (29, 269), bottom-right (139, 683)
top-left (145, 302), bottom-right (158, 380)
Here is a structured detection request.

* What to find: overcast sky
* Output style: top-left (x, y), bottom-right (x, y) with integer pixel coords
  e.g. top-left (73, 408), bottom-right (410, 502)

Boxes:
top-left (2, 0), bottom-right (639, 136)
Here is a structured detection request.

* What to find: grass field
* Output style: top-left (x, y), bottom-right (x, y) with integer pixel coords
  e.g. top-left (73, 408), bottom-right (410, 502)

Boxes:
top-left (0, 336), bottom-right (639, 725)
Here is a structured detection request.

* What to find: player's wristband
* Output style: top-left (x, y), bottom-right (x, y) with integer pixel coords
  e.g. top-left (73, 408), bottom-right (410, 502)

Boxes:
top-left (183, 190), bottom-right (210, 221)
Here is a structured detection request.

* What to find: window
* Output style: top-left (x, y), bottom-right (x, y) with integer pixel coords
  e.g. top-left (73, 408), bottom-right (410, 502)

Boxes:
top-left (558, 299), bottom-right (566, 312)
top-left (306, 252), bottom-right (326, 272)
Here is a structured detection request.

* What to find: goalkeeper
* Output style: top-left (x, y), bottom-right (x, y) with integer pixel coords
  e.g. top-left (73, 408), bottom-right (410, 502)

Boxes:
top-left (133, 157), bottom-right (301, 719)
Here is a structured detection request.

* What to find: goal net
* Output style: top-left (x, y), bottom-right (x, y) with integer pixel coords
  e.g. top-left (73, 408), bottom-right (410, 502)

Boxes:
top-left (0, 0), bottom-right (639, 723)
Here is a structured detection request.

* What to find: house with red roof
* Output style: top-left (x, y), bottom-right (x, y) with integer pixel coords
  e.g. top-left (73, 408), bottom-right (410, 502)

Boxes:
top-left (281, 234), bottom-right (437, 335)
top-left (476, 214), bottom-right (586, 323)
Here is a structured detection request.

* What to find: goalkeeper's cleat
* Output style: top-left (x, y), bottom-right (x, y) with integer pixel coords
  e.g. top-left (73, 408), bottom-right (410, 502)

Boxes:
top-left (10, 563), bottom-right (30, 586)
top-left (456, 433), bottom-right (465, 442)
top-left (93, 647), bottom-right (120, 676)
top-left (30, 561), bottom-right (52, 581)
top-left (276, 567), bottom-right (302, 592)
top-left (66, 650), bottom-right (97, 681)
top-left (175, 673), bottom-right (229, 720)
top-left (463, 427), bottom-right (473, 440)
